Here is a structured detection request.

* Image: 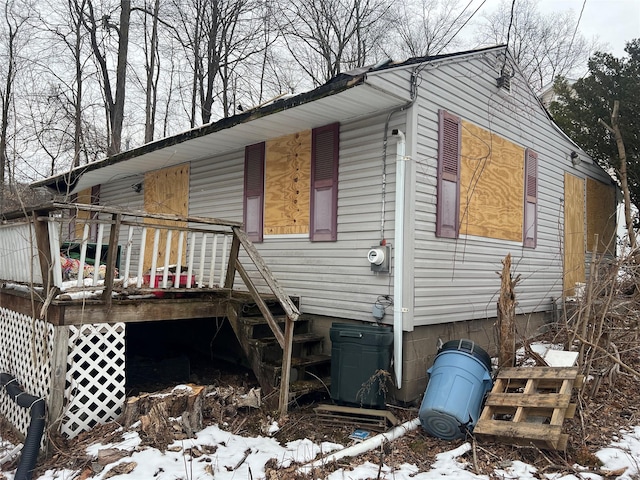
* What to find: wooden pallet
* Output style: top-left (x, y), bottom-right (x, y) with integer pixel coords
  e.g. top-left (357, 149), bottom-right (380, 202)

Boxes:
top-left (314, 404), bottom-right (399, 432)
top-left (474, 367), bottom-right (583, 450)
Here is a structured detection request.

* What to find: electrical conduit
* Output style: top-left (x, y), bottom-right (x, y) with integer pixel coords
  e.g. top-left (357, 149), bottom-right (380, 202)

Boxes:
top-left (299, 417), bottom-right (421, 473)
top-left (0, 373), bottom-right (46, 480)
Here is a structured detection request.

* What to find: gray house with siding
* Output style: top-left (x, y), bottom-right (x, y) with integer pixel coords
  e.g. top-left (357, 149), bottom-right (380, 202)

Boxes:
top-left (30, 45), bottom-right (617, 406)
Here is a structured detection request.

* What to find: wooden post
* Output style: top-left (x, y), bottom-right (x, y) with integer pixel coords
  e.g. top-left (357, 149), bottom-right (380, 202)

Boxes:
top-left (33, 211), bottom-right (52, 293)
top-left (497, 254), bottom-right (520, 368)
top-left (48, 326), bottom-right (70, 436)
top-left (279, 317), bottom-right (295, 417)
top-left (224, 232), bottom-right (241, 289)
top-left (102, 213), bottom-right (122, 306)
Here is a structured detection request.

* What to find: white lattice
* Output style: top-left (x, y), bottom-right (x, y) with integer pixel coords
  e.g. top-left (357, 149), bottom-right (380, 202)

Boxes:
top-left (0, 308), bottom-right (54, 439)
top-left (62, 323), bottom-right (125, 438)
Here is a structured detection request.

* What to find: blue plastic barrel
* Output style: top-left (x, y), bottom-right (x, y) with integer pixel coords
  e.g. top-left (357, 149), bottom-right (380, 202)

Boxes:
top-left (418, 339), bottom-right (493, 440)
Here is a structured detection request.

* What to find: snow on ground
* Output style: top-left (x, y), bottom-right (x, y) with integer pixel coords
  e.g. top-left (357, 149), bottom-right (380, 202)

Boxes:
top-left (1, 422), bottom-right (639, 479)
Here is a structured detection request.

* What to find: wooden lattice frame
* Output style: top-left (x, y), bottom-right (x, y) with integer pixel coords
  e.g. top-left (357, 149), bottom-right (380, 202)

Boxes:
top-left (61, 323), bottom-right (126, 438)
top-left (0, 308), bottom-right (54, 440)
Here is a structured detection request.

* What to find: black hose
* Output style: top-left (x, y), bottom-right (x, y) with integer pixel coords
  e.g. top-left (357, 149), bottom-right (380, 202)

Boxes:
top-left (0, 373), bottom-right (46, 480)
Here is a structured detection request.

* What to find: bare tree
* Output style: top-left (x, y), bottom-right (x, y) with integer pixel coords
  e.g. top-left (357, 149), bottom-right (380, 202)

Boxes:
top-left (141, 0), bottom-right (160, 143)
top-left (475, 0), bottom-right (595, 92)
top-left (169, 0), bottom-right (269, 126)
top-left (37, 0), bottom-right (96, 169)
top-left (278, 0), bottom-right (392, 86)
top-left (390, 0), bottom-right (475, 58)
top-left (0, 0), bottom-right (33, 206)
top-left (82, 0), bottom-right (130, 156)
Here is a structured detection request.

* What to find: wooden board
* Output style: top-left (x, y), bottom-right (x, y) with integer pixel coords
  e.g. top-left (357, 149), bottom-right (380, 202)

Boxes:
top-left (314, 404), bottom-right (398, 432)
top-left (143, 164), bottom-right (190, 271)
top-left (564, 173), bottom-right (585, 295)
top-left (474, 367), bottom-right (580, 451)
top-left (459, 121), bottom-right (525, 242)
top-left (586, 178), bottom-right (617, 254)
top-left (264, 130), bottom-right (311, 235)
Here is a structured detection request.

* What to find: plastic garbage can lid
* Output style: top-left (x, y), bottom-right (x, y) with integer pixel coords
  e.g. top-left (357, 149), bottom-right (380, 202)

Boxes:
top-left (439, 339), bottom-right (492, 373)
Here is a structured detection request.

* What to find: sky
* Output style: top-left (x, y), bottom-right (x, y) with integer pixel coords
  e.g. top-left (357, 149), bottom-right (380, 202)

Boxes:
top-left (479, 0), bottom-right (640, 58)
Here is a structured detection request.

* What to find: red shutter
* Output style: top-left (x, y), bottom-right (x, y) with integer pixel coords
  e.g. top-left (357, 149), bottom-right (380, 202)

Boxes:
top-left (310, 123), bottom-right (339, 241)
top-left (523, 149), bottom-right (538, 248)
top-left (436, 110), bottom-right (461, 238)
top-left (244, 143), bottom-right (265, 242)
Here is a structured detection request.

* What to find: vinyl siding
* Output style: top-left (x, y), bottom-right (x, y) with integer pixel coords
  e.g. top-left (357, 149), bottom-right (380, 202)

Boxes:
top-left (95, 50), bottom-right (614, 329)
top-left (394, 51), bottom-right (612, 326)
top-left (186, 115), bottom-right (403, 323)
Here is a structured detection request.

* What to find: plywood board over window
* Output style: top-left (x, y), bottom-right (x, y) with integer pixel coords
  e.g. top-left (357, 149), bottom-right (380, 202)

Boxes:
top-left (264, 130), bottom-right (311, 235)
top-left (459, 121), bottom-right (524, 241)
top-left (143, 163), bottom-right (190, 271)
top-left (73, 186), bottom-right (100, 240)
top-left (564, 173), bottom-right (585, 295)
top-left (586, 178), bottom-right (617, 254)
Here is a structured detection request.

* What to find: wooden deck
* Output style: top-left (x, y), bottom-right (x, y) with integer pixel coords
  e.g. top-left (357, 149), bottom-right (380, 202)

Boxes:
top-left (0, 202), bottom-right (305, 415)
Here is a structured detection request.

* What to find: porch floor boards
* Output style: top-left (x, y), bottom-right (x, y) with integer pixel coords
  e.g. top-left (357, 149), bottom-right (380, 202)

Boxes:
top-left (0, 288), bottom-right (285, 326)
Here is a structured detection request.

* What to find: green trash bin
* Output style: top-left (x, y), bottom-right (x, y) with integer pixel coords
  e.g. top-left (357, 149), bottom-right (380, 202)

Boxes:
top-left (330, 323), bottom-right (393, 409)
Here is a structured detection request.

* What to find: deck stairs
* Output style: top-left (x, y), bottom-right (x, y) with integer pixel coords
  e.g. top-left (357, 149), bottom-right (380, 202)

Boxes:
top-left (228, 299), bottom-right (331, 405)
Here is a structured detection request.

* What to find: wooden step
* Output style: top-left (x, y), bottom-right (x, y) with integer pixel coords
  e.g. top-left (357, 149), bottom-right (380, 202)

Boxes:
top-left (248, 332), bottom-right (324, 347)
top-left (474, 366), bottom-right (583, 451)
top-left (240, 315), bottom-right (310, 339)
top-left (264, 354), bottom-right (331, 369)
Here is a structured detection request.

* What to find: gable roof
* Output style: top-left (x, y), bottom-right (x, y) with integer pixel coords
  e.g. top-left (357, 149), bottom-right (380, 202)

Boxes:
top-left (34, 45), bottom-right (507, 195)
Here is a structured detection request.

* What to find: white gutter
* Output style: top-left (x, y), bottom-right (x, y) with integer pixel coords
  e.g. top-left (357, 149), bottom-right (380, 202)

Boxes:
top-left (298, 418), bottom-right (421, 473)
top-left (392, 130), bottom-right (407, 389)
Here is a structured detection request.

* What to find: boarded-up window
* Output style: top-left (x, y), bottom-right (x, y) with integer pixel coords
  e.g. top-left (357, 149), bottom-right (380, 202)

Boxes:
top-left (244, 143), bottom-right (265, 242)
top-left (459, 120), bottom-right (524, 241)
top-left (243, 123), bottom-right (339, 242)
top-left (436, 110), bottom-right (461, 238)
top-left (72, 185), bottom-right (100, 240)
top-left (144, 163), bottom-right (190, 271)
top-left (310, 123), bottom-right (339, 241)
top-left (586, 178), bottom-right (617, 254)
top-left (564, 173), bottom-right (585, 294)
top-left (264, 131), bottom-right (311, 235)
top-left (523, 149), bottom-right (538, 248)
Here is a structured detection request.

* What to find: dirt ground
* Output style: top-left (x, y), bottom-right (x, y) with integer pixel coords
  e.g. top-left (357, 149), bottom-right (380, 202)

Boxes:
top-left (1, 328), bottom-right (639, 479)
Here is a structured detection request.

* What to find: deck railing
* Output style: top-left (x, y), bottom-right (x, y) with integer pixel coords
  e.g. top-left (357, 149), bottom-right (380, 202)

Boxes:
top-left (1, 202), bottom-right (299, 414)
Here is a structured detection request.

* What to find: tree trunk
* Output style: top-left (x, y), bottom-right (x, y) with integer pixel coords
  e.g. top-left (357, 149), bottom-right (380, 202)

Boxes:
top-left (599, 100), bottom-right (635, 249)
top-left (144, 0), bottom-right (160, 143)
top-left (497, 253), bottom-right (520, 368)
top-left (108, 0), bottom-right (131, 156)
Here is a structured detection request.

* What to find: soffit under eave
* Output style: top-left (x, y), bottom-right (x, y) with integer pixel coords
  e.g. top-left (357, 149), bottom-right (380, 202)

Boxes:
top-left (56, 82), bottom-right (411, 195)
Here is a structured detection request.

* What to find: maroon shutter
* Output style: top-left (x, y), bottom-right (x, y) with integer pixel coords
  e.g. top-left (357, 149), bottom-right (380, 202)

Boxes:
top-left (310, 123), bottom-right (339, 241)
top-left (523, 149), bottom-right (538, 248)
top-left (244, 143), bottom-right (265, 242)
top-left (436, 110), bottom-right (461, 238)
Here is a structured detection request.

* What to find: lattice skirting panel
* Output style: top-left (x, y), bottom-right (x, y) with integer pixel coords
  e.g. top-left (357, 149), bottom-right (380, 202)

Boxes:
top-left (0, 307), bottom-right (54, 440)
top-left (61, 323), bottom-right (126, 438)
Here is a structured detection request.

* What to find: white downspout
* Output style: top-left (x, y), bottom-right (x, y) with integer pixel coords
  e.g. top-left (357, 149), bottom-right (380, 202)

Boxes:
top-left (392, 129), bottom-right (406, 389)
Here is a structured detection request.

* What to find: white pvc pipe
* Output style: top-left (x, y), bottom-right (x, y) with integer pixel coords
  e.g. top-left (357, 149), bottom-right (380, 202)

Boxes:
top-left (299, 418), bottom-right (421, 473)
top-left (393, 130), bottom-right (407, 389)
top-left (0, 443), bottom-right (23, 465)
